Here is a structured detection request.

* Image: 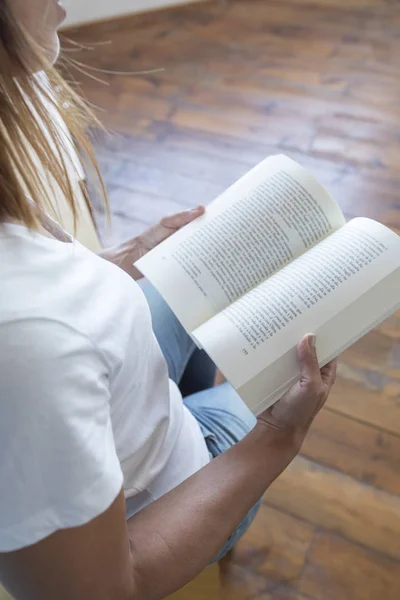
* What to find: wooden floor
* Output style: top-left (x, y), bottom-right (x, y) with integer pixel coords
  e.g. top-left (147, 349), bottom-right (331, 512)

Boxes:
top-left (63, 1), bottom-right (400, 598)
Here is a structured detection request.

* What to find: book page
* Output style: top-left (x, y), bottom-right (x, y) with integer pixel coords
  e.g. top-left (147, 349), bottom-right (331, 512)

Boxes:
top-left (192, 218), bottom-right (400, 396)
top-left (136, 154), bottom-right (345, 332)
top-left (238, 269), bottom-right (400, 414)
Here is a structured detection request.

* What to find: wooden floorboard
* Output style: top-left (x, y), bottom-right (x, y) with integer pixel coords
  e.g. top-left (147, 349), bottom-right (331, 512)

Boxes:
top-left (226, 504), bottom-right (316, 583)
top-left (264, 456), bottom-right (400, 560)
top-left (63, 0), bottom-right (400, 597)
top-left (302, 408), bottom-right (400, 495)
top-left (297, 532), bottom-right (400, 600)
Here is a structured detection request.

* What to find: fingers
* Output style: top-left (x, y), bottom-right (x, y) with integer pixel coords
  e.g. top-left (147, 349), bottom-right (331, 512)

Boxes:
top-left (320, 358), bottom-right (337, 388)
top-left (297, 334), bottom-right (321, 385)
top-left (141, 206), bottom-right (205, 250)
top-left (160, 206), bottom-right (205, 230)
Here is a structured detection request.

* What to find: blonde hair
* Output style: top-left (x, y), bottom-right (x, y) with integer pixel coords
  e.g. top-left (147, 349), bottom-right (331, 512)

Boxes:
top-left (0, 2), bottom-right (106, 230)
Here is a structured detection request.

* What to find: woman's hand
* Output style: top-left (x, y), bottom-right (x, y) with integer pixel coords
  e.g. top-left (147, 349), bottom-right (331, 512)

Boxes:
top-left (257, 334), bottom-right (337, 451)
top-left (99, 206), bottom-right (205, 279)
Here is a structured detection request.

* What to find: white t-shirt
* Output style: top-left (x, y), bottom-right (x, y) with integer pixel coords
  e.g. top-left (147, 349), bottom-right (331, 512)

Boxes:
top-left (0, 223), bottom-right (209, 552)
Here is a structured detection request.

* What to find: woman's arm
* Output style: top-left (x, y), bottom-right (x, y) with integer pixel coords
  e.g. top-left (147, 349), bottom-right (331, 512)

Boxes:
top-left (126, 421), bottom-right (297, 598)
top-left (0, 427), bottom-right (295, 600)
top-left (0, 337), bottom-right (336, 600)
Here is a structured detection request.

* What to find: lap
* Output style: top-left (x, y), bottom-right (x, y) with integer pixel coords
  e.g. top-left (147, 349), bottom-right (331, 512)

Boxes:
top-left (141, 279), bottom-right (256, 447)
top-left (184, 381), bottom-right (257, 453)
top-left (139, 279), bottom-right (194, 383)
top-left (140, 279), bottom-right (216, 395)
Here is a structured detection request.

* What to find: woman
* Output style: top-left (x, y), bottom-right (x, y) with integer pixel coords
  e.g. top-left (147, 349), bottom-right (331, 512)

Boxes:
top-left (0, 1), bottom-right (337, 599)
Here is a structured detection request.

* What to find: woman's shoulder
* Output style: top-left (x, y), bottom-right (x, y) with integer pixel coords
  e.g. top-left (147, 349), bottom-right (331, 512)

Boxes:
top-left (0, 225), bottom-right (139, 376)
top-left (0, 227), bottom-right (114, 342)
top-left (0, 317), bottom-right (108, 414)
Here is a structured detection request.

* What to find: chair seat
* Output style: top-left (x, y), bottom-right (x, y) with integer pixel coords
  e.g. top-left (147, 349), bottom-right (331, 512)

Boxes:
top-left (167, 564), bottom-right (221, 599)
top-left (0, 585), bottom-right (12, 600)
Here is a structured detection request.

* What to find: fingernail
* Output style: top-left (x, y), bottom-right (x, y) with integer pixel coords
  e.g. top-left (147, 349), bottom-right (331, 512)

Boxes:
top-left (308, 334), bottom-right (316, 348)
top-left (190, 207), bottom-right (201, 213)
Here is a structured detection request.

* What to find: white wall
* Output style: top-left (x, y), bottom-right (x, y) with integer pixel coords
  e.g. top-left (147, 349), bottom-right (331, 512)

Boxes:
top-left (62, 0), bottom-right (198, 27)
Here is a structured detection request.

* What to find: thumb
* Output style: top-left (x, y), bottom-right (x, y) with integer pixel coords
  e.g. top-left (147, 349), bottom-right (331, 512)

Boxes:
top-left (297, 334), bottom-right (320, 384)
top-left (160, 206), bottom-right (205, 229)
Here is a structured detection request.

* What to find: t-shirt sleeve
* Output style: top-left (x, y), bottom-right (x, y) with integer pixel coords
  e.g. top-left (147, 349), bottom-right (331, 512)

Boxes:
top-left (0, 318), bottom-right (124, 552)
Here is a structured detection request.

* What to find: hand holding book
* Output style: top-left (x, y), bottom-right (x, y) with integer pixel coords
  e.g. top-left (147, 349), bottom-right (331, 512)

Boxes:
top-left (258, 334), bottom-right (337, 444)
top-left (136, 155), bottom-right (400, 414)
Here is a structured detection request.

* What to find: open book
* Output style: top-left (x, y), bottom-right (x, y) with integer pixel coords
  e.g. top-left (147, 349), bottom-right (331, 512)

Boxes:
top-left (136, 155), bottom-right (400, 415)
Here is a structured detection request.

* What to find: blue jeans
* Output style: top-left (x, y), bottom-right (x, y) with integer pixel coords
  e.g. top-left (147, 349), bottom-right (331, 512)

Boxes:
top-left (140, 281), bottom-right (261, 562)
